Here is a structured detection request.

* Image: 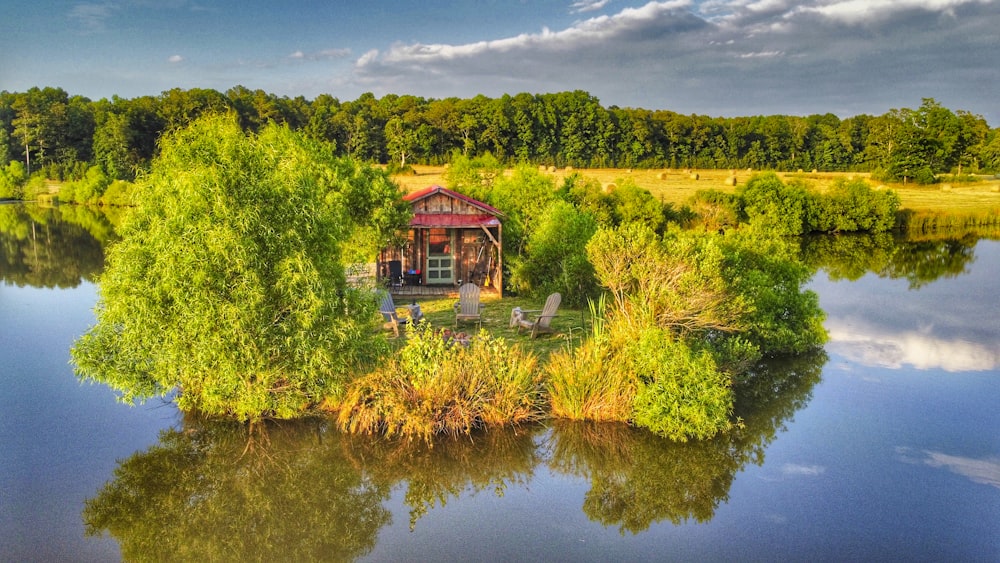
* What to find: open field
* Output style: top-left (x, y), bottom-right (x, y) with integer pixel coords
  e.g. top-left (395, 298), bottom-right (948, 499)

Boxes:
top-left (393, 165), bottom-right (1000, 213)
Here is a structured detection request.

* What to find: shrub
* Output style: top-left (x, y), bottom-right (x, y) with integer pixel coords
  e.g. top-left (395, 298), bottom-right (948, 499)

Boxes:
top-left (808, 179), bottom-right (900, 233)
top-left (737, 172), bottom-right (810, 235)
top-left (512, 199), bottom-right (599, 306)
top-left (0, 161), bottom-right (27, 200)
top-left (336, 323), bottom-right (544, 441)
top-left (629, 328), bottom-right (734, 442)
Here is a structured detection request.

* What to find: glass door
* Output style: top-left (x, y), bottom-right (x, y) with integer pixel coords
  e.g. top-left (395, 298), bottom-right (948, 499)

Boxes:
top-left (426, 229), bottom-right (454, 285)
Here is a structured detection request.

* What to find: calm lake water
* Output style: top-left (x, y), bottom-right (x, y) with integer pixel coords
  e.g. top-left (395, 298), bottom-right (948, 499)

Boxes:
top-left (2, 204), bottom-right (998, 561)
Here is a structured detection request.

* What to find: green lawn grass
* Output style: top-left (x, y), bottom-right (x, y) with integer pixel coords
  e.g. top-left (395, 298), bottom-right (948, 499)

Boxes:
top-left (390, 292), bottom-right (591, 361)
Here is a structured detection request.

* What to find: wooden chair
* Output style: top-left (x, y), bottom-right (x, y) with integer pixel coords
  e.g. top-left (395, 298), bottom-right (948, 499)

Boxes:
top-left (379, 291), bottom-right (423, 337)
top-left (514, 293), bottom-right (561, 338)
top-left (454, 282), bottom-right (484, 328)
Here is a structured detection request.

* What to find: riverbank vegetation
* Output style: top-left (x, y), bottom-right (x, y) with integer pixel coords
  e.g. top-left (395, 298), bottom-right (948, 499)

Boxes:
top-left (64, 107), bottom-right (997, 443)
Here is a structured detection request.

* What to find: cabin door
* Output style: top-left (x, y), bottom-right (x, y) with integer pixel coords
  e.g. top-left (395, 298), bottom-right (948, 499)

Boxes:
top-left (426, 229), bottom-right (455, 285)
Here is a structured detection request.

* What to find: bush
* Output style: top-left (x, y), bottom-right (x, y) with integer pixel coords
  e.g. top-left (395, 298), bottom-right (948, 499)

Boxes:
top-left (737, 172), bottom-right (809, 235)
top-left (512, 199), bottom-right (599, 306)
top-left (336, 323), bottom-right (544, 441)
top-left (0, 161), bottom-right (27, 199)
top-left (808, 179), bottom-right (899, 233)
top-left (630, 328), bottom-right (734, 442)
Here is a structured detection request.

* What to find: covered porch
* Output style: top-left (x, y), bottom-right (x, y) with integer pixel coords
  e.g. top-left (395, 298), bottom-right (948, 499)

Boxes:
top-left (378, 185), bottom-right (503, 298)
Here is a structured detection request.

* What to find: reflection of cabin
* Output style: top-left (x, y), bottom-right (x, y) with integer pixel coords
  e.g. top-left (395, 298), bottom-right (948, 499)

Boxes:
top-left (379, 185), bottom-right (503, 297)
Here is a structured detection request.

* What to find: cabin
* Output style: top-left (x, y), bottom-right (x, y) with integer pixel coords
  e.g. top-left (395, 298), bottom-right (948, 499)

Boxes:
top-left (378, 185), bottom-right (503, 297)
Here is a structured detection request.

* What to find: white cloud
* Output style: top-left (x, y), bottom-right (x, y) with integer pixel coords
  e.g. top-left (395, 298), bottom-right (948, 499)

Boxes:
top-left (571, 0), bottom-right (613, 13)
top-left (168, 54), bottom-right (184, 63)
top-left (922, 451), bottom-right (1000, 489)
top-left (357, 0), bottom-right (699, 67)
top-left (781, 463), bottom-right (826, 476)
top-left (68, 2), bottom-right (116, 34)
top-left (290, 48), bottom-right (351, 61)
top-left (791, 0), bottom-right (994, 25)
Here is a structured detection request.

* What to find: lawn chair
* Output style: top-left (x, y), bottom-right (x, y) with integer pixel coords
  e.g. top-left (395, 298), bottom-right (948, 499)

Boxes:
top-left (454, 282), bottom-right (484, 328)
top-left (514, 293), bottom-right (561, 338)
top-left (379, 291), bottom-right (423, 337)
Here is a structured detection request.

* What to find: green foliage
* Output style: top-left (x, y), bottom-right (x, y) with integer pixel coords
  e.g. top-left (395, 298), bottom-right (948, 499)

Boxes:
top-left (808, 179), bottom-right (900, 233)
top-left (630, 328), bottom-right (733, 442)
top-left (688, 189), bottom-right (740, 231)
top-left (546, 297), bottom-right (636, 422)
top-left (99, 179), bottom-right (136, 206)
top-left (557, 173), bottom-right (617, 226)
top-left (587, 223), bottom-right (748, 335)
top-left (336, 323), bottom-right (544, 441)
top-left (444, 151), bottom-right (503, 201)
top-left (483, 164), bottom-right (557, 256)
top-left (512, 199), bottom-right (599, 306)
top-left (58, 165), bottom-right (111, 204)
top-left (0, 161), bottom-right (27, 199)
top-left (71, 114), bottom-right (408, 421)
top-left (607, 178), bottom-right (671, 233)
top-left (718, 232), bottom-right (827, 355)
top-left (738, 172), bottom-right (810, 235)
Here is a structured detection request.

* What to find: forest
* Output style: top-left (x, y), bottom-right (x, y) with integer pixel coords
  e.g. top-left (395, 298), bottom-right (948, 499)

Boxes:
top-left (2, 86), bottom-right (998, 198)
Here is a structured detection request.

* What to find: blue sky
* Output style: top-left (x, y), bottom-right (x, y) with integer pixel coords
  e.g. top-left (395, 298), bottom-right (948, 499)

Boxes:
top-left (2, 0), bottom-right (998, 124)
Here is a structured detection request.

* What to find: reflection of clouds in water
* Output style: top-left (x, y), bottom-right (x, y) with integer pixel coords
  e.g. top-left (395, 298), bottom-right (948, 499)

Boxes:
top-left (897, 447), bottom-right (1000, 490)
top-left (826, 318), bottom-right (999, 372)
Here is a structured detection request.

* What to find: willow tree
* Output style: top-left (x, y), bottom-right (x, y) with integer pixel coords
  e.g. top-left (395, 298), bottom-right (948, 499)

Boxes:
top-left (72, 114), bottom-right (410, 421)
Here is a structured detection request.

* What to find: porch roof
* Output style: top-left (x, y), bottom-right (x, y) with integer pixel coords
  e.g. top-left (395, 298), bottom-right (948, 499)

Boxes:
top-left (410, 213), bottom-right (501, 228)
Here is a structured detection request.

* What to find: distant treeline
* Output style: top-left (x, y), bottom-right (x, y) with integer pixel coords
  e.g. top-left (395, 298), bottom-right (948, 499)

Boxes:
top-left (2, 86), bottom-right (998, 185)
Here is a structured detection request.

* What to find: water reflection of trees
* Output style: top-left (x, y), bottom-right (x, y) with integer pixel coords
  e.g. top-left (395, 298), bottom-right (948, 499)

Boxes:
top-left (0, 203), bottom-right (115, 287)
top-left (800, 233), bottom-right (978, 288)
top-left (83, 352), bottom-right (826, 553)
top-left (547, 350), bottom-right (827, 534)
top-left (83, 418), bottom-right (393, 562)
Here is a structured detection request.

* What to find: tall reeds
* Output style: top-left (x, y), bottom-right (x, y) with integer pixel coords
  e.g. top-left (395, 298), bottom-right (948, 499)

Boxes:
top-left (334, 323), bottom-right (543, 442)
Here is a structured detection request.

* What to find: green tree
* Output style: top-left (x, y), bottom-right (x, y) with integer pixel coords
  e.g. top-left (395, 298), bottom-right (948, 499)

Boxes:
top-left (485, 164), bottom-right (557, 256)
top-left (512, 199), bottom-right (599, 305)
top-left (71, 115), bottom-right (410, 421)
top-left (737, 172), bottom-right (810, 235)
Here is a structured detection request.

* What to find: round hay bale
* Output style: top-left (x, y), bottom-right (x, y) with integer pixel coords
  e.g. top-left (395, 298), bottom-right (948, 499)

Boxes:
top-left (548, 166), bottom-right (557, 173)
top-left (657, 172), bottom-right (668, 180)
top-left (539, 164), bottom-right (547, 172)
top-left (626, 168), bottom-right (633, 174)
top-left (604, 183), bottom-right (617, 193)
top-left (683, 168), bottom-right (691, 174)
top-left (747, 168), bottom-right (752, 173)
top-left (990, 185), bottom-right (999, 193)
top-left (689, 173), bottom-right (700, 180)
top-left (941, 184), bottom-right (952, 192)
top-left (724, 176), bottom-right (737, 187)
top-left (811, 168), bottom-right (818, 174)
top-left (565, 165), bottom-right (573, 172)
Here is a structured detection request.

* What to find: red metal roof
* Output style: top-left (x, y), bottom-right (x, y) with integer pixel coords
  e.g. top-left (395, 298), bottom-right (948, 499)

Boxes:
top-left (403, 185), bottom-right (503, 217)
top-left (410, 213), bottom-right (501, 228)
